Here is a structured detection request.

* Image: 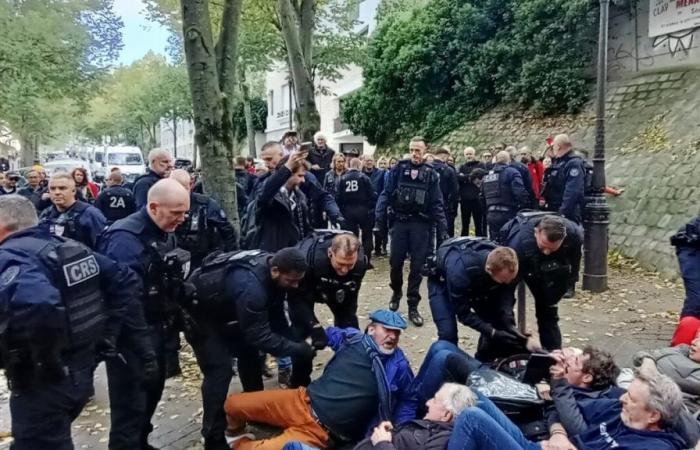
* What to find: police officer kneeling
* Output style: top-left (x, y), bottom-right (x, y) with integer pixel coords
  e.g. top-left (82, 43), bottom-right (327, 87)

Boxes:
top-left (0, 195), bottom-right (139, 450)
top-left (98, 178), bottom-right (191, 450)
top-left (186, 247), bottom-right (317, 450)
top-left (428, 237), bottom-right (526, 362)
top-left (499, 212), bottom-right (582, 351)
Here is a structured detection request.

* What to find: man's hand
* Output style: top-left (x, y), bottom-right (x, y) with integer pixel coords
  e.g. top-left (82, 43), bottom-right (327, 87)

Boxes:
top-left (536, 383), bottom-right (552, 401)
top-left (491, 328), bottom-right (527, 347)
top-left (541, 434), bottom-right (577, 450)
top-left (549, 351), bottom-right (567, 380)
top-left (370, 421), bottom-right (393, 446)
top-left (311, 164), bottom-right (321, 170)
top-left (285, 151), bottom-right (307, 170)
top-left (310, 325), bottom-right (329, 350)
top-left (295, 342), bottom-right (317, 361)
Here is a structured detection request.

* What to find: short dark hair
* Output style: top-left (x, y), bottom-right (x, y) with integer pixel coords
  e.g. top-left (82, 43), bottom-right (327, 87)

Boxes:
top-left (270, 247), bottom-right (308, 274)
top-left (261, 141), bottom-right (282, 153)
top-left (235, 156), bottom-right (246, 166)
top-left (246, 156), bottom-right (254, 162)
top-left (582, 346), bottom-right (620, 390)
top-left (410, 136), bottom-right (427, 146)
top-left (536, 216), bottom-right (567, 242)
top-left (469, 168), bottom-right (487, 181)
top-left (435, 148), bottom-right (450, 156)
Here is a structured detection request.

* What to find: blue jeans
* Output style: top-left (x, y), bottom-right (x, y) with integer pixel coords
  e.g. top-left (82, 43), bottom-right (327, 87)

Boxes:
top-left (412, 341), bottom-right (483, 406)
top-left (448, 392), bottom-right (541, 450)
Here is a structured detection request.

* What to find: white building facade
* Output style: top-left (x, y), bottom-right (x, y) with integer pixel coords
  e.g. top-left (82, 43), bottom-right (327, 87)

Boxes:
top-left (158, 117), bottom-right (198, 161)
top-left (264, 0), bottom-right (380, 155)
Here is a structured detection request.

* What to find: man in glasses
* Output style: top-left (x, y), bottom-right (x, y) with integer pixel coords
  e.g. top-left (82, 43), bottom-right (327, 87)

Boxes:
top-left (0, 171), bottom-right (20, 195)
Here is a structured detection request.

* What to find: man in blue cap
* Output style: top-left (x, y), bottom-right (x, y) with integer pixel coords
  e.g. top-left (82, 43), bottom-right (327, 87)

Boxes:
top-left (224, 309), bottom-right (416, 450)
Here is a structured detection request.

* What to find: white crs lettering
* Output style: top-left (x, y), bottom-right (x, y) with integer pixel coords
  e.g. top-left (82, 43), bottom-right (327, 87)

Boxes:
top-left (109, 196), bottom-right (126, 208)
top-left (344, 180), bottom-right (359, 192)
top-left (63, 255), bottom-right (101, 287)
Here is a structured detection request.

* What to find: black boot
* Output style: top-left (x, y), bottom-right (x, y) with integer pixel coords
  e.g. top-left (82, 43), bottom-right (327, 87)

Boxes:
top-left (389, 293), bottom-right (401, 311)
top-left (564, 281), bottom-right (576, 299)
top-left (408, 306), bottom-right (424, 327)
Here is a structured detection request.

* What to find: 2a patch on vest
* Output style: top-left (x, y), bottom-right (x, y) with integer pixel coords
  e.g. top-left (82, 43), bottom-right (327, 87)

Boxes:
top-left (63, 255), bottom-right (100, 287)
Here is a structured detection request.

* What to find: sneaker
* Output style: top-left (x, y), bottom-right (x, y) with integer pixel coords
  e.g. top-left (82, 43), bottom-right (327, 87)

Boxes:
top-left (563, 286), bottom-right (575, 299)
top-left (278, 367), bottom-right (292, 389)
top-left (408, 307), bottom-right (424, 327)
top-left (225, 433), bottom-right (256, 447)
top-left (389, 293), bottom-right (401, 312)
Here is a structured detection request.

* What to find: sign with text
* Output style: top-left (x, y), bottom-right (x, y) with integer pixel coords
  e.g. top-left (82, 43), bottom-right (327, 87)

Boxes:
top-left (649, 0), bottom-right (700, 37)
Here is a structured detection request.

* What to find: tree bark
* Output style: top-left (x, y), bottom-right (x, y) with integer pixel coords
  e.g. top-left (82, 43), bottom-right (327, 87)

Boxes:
top-left (240, 70), bottom-right (257, 158)
top-left (277, 0), bottom-right (320, 142)
top-left (181, 0), bottom-right (241, 231)
top-left (20, 135), bottom-right (34, 167)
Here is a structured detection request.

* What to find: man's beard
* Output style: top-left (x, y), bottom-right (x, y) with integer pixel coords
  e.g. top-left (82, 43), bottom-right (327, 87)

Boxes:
top-left (377, 344), bottom-right (396, 355)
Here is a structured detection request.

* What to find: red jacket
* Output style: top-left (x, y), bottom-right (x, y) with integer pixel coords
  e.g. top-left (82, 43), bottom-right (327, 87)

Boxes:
top-left (527, 161), bottom-right (544, 199)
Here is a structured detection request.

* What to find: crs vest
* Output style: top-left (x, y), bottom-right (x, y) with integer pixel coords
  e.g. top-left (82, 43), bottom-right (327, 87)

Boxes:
top-left (188, 249), bottom-right (270, 317)
top-left (391, 161), bottom-right (433, 216)
top-left (2, 235), bottom-right (105, 354)
top-left (40, 202), bottom-right (90, 243)
top-left (482, 165), bottom-right (514, 208)
top-left (297, 230), bottom-right (365, 304)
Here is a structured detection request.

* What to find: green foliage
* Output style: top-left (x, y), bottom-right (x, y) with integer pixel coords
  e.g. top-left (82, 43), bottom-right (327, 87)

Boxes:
top-left (343, 0), bottom-right (597, 147)
top-left (233, 97), bottom-right (267, 138)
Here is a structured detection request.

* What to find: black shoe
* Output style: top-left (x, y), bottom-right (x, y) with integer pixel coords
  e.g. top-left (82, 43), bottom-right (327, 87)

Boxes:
top-left (367, 262), bottom-right (375, 270)
top-left (408, 307), bottom-right (424, 327)
top-left (278, 367), bottom-right (292, 389)
top-left (563, 286), bottom-right (575, 298)
top-left (389, 293), bottom-right (401, 312)
top-left (164, 358), bottom-right (181, 379)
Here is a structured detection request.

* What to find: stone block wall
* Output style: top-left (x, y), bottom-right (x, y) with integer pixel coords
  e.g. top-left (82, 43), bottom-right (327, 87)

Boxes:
top-left (437, 69), bottom-right (700, 278)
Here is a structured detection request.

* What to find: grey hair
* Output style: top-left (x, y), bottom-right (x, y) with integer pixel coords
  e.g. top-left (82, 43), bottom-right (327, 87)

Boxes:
top-left (0, 195), bottom-right (39, 232)
top-left (314, 131), bottom-right (326, 141)
top-left (148, 148), bottom-right (172, 165)
top-left (636, 365), bottom-right (683, 428)
top-left (495, 150), bottom-right (511, 164)
top-left (438, 383), bottom-right (477, 418)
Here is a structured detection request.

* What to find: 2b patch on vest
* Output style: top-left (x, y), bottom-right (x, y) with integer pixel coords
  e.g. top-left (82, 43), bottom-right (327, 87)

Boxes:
top-left (62, 255), bottom-right (100, 287)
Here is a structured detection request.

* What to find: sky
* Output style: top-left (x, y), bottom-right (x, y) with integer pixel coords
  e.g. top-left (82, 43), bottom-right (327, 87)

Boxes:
top-left (113, 0), bottom-right (171, 65)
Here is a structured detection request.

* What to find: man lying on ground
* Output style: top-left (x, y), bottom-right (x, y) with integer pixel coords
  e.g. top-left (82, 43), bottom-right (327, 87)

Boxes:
top-left (224, 310), bottom-right (415, 450)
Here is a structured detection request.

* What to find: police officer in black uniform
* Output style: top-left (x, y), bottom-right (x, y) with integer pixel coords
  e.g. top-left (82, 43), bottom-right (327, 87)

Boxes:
top-left (170, 169), bottom-right (238, 268)
top-left (132, 149), bottom-right (174, 209)
top-left (499, 212), bottom-right (583, 351)
top-left (94, 170), bottom-right (136, 224)
top-left (457, 147), bottom-right (486, 237)
top-left (375, 136), bottom-right (448, 326)
top-left (481, 150), bottom-right (529, 240)
top-left (39, 172), bottom-right (107, 249)
top-left (427, 236), bottom-right (526, 362)
top-left (0, 195), bottom-right (141, 450)
top-left (433, 148), bottom-right (460, 237)
top-left (186, 247), bottom-right (317, 450)
top-left (337, 158), bottom-right (376, 264)
top-left (541, 134), bottom-right (586, 224)
top-left (98, 179), bottom-right (192, 450)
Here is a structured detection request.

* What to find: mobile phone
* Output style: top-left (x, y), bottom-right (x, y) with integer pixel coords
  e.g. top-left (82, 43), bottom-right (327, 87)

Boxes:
top-left (299, 142), bottom-right (312, 152)
top-left (522, 353), bottom-right (558, 384)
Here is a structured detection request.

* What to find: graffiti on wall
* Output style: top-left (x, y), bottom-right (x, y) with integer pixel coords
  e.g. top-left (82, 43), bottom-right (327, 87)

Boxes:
top-left (652, 28), bottom-right (698, 56)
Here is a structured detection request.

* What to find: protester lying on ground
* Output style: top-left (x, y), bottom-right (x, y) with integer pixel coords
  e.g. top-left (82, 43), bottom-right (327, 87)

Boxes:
top-left (446, 365), bottom-right (687, 450)
top-left (352, 383), bottom-right (476, 450)
top-left (634, 331), bottom-right (700, 413)
top-left (223, 310), bottom-right (416, 450)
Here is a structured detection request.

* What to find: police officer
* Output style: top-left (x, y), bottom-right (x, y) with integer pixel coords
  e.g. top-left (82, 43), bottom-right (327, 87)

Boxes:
top-left (481, 150), bottom-right (529, 240)
top-left (458, 147), bottom-right (486, 237)
top-left (94, 170), bottom-right (136, 224)
top-left (98, 179), bottom-right (191, 450)
top-left (170, 169), bottom-right (238, 268)
top-left (499, 212), bottom-right (583, 351)
top-left (39, 172), bottom-right (107, 249)
top-left (133, 148), bottom-right (174, 208)
top-left (363, 156), bottom-right (386, 256)
top-left (0, 195), bottom-right (141, 450)
top-left (433, 148), bottom-right (460, 237)
top-left (506, 145), bottom-right (537, 209)
top-left (186, 247), bottom-right (317, 449)
top-left (427, 237), bottom-right (526, 362)
top-left (541, 134), bottom-right (586, 223)
top-left (375, 136), bottom-right (448, 326)
top-left (337, 158), bottom-right (376, 264)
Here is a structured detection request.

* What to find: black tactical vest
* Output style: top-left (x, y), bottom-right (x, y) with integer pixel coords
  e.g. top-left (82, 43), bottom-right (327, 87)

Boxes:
top-left (40, 202), bottom-right (91, 244)
top-left (176, 193), bottom-right (211, 258)
top-left (391, 161), bottom-right (432, 216)
top-left (482, 165), bottom-right (514, 208)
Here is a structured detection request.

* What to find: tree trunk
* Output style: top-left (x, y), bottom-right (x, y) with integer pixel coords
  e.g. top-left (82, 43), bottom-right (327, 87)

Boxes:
top-left (240, 71), bottom-right (257, 157)
top-left (181, 0), bottom-right (241, 231)
top-left (20, 135), bottom-right (34, 167)
top-left (277, 0), bottom-right (320, 142)
top-left (172, 114), bottom-right (178, 158)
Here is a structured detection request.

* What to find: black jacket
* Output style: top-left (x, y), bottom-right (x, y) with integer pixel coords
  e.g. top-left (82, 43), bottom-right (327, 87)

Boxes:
top-left (308, 145), bottom-right (336, 182)
top-left (457, 161), bottom-right (484, 200)
top-left (353, 420), bottom-right (453, 450)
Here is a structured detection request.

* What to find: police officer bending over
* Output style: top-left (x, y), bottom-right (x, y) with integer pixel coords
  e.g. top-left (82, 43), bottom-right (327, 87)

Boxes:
top-left (98, 179), bottom-right (192, 450)
top-left (39, 171), bottom-right (107, 249)
top-left (186, 247), bottom-right (317, 450)
top-left (375, 136), bottom-right (448, 326)
top-left (94, 170), bottom-right (136, 224)
top-left (0, 195), bottom-right (140, 450)
top-left (500, 213), bottom-right (583, 351)
top-left (482, 151), bottom-right (528, 241)
top-left (170, 169), bottom-right (238, 268)
top-left (428, 237), bottom-right (527, 362)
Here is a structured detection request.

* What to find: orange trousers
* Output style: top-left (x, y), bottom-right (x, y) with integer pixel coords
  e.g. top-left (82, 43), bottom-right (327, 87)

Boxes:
top-left (225, 387), bottom-right (329, 450)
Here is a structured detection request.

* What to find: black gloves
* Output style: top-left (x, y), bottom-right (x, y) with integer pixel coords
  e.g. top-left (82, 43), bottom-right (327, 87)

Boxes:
top-left (491, 327), bottom-right (528, 348)
top-left (293, 342), bottom-right (317, 361)
top-left (96, 335), bottom-right (119, 362)
top-left (310, 326), bottom-right (329, 350)
top-left (142, 356), bottom-right (160, 386)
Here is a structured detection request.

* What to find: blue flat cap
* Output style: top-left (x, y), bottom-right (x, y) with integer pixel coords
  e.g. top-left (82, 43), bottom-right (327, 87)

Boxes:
top-left (369, 309), bottom-right (407, 330)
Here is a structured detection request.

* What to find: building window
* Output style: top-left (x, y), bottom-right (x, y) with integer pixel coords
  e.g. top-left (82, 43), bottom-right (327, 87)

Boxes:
top-left (268, 89), bottom-right (274, 115)
top-left (340, 142), bottom-right (363, 155)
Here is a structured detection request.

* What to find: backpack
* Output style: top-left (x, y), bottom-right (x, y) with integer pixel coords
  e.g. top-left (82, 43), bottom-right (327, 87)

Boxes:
top-left (240, 197), bottom-right (261, 250)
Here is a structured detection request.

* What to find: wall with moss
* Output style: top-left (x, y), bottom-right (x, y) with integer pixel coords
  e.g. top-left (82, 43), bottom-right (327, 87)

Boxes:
top-left (437, 69), bottom-right (700, 277)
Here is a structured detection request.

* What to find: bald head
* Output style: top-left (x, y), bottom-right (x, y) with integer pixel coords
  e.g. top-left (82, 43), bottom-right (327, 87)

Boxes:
top-left (147, 179), bottom-right (191, 232)
top-left (553, 134), bottom-right (572, 157)
top-left (170, 169), bottom-right (192, 190)
top-left (495, 151), bottom-right (511, 164)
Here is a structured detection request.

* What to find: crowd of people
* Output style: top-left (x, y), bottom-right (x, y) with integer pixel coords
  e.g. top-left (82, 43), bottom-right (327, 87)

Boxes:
top-left (0, 130), bottom-right (699, 450)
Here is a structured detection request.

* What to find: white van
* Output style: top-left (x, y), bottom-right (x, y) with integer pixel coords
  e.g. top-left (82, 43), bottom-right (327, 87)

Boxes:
top-left (103, 146), bottom-right (146, 180)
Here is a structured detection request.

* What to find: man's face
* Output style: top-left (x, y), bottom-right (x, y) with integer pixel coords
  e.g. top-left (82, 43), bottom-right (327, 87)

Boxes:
top-left (284, 135), bottom-right (298, 147)
top-left (49, 178), bottom-right (77, 208)
top-left (409, 141), bottom-right (426, 165)
top-left (486, 267), bottom-right (517, 284)
top-left (335, 157), bottom-right (346, 171)
top-left (364, 157), bottom-right (375, 170)
top-left (482, 153), bottom-right (492, 163)
top-left (5, 174), bottom-right (18, 189)
top-left (272, 269), bottom-right (305, 290)
top-left (149, 196), bottom-right (190, 232)
top-left (286, 168), bottom-right (306, 190)
top-left (519, 150), bottom-right (531, 164)
top-left (423, 388), bottom-right (453, 422)
top-left (328, 249), bottom-right (358, 276)
top-left (262, 147), bottom-right (282, 171)
top-left (620, 379), bottom-right (658, 430)
top-left (26, 172), bottom-right (40, 187)
top-left (464, 149), bottom-right (475, 161)
top-left (316, 138), bottom-right (326, 148)
top-left (377, 159), bottom-right (388, 169)
top-left (534, 228), bottom-right (563, 255)
top-left (368, 324), bottom-right (400, 355)
top-left (562, 350), bottom-right (590, 387)
top-left (152, 155), bottom-right (174, 177)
